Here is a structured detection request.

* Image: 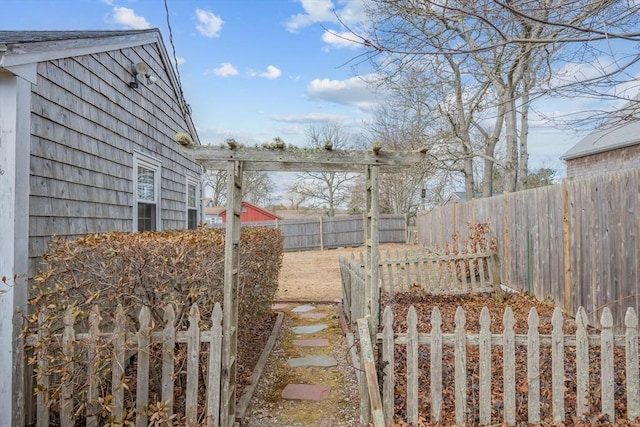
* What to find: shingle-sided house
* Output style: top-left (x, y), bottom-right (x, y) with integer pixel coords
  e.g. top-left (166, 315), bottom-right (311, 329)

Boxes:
top-left (561, 101), bottom-right (640, 179)
top-left (0, 30), bottom-right (203, 424)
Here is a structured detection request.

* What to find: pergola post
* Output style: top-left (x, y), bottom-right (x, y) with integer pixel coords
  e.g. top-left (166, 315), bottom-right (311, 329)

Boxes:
top-left (221, 160), bottom-right (243, 427)
top-left (364, 165), bottom-right (380, 333)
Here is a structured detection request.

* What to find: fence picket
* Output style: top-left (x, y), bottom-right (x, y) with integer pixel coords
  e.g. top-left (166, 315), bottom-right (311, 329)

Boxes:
top-left (551, 307), bottom-right (564, 423)
top-left (186, 304), bottom-right (201, 426)
top-left (407, 307), bottom-right (418, 425)
top-left (576, 307), bottom-right (589, 416)
top-left (382, 306), bottom-right (395, 425)
top-left (601, 308), bottom-right (614, 420)
top-left (87, 306), bottom-right (100, 427)
top-left (365, 304), bottom-right (640, 426)
top-left (478, 307), bottom-right (491, 425)
top-left (112, 305), bottom-right (126, 425)
top-left (625, 308), bottom-right (640, 420)
top-left (162, 304), bottom-right (176, 417)
top-left (207, 303), bottom-right (223, 427)
top-left (454, 307), bottom-right (466, 426)
top-left (36, 309), bottom-right (50, 427)
top-left (527, 308), bottom-right (540, 424)
top-left (430, 307), bottom-right (443, 423)
top-left (61, 307), bottom-right (76, 427)
top-left (136, 306), bottom-right (151, 427)
top-left (503, 307), bottom-right (515, 425)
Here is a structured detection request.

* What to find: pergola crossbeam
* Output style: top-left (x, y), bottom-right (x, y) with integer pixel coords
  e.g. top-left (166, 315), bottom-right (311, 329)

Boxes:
top-left (184, 146), bottom-right (427, 172)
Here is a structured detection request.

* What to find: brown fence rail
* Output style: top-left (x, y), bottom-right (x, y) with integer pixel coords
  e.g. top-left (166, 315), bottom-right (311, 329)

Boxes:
top-left (26, 303), bottom-right (223, 427)
top-left (212, 214), bottom-right (407, 251)
top-left (417, 169), bottom-right (640, 328)
top-left (339, 249), bottom-right (501, 325)
top-left (357, 305), bottom-right (640, 426)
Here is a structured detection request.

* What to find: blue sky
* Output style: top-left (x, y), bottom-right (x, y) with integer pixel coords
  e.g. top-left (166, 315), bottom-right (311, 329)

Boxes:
top-left (1, 0), bottom-right (637, 175)
top-left (0, 0), bottom-right (378, 148)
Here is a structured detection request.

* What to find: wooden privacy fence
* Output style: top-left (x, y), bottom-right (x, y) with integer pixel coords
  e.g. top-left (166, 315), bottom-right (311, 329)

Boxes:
top-left (417, 169), bottom-right (640, 328)
top-left (26, 303), bottom-right (223, 427)
top-left (339, 248), bottom-right (501, 324)
top-left (213, 213), bottom-right (407, 251)
top-left (357, 305), bottom-right (640, 426)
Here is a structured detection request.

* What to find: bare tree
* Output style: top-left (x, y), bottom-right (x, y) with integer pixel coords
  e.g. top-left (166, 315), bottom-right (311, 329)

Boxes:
top-left (288, 122), bottom-right (358, 216)
top-left (343, 0), bottom-right (640, 194)
top-left (202, 169), bottom-right (276, 207)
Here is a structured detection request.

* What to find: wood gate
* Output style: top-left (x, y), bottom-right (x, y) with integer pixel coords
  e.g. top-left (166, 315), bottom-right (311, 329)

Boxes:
top-left (183, 143), bottom-right (427, 426)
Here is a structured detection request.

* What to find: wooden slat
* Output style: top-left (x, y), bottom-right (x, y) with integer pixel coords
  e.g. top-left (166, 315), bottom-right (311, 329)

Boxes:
top-left (86, 306), bottom-right (100, 427)
top-left (136, 306), bottom-right (151, 427)
top-left (601, 308), bottom-right (614, 420)
top-left (61, 307), bottom-right (76, 427)
top-left (382, 306), bottom-right (395, 425)
top-left (478, 307), bottom-right (491, 425)
top-left (356, 317), bottom-right (385, 427)
top-left (36, 309), bottom-right (50, 427)
top-left (527, 308), bottom-right (540, 424)
top-left (625, 308), bottom-right (640, 420)
top-left (406, 307), bottom-right (418, 425)
top-left (503, 307), bottom-right (515, 425)
top-left (112, 305), bottom-right (126, 425)
top-left (454, 307), bottom-right (466, 426)
top-left (162, 304), bottom-right (176, 417)
top-left (575, 307), bottom-right (589, 416)
top-left (551, 307), bottom-right (564, 423)
top-left (430, 307), bottom-right (443, 423)
top-left (186, 304), bottom-right (201, 426)
top-left (207, 303), bottom-right (223, 427)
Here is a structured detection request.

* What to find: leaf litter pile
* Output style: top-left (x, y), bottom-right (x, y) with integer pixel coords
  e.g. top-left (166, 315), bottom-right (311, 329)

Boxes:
top-left (380, 289), bottom-right (639, 426)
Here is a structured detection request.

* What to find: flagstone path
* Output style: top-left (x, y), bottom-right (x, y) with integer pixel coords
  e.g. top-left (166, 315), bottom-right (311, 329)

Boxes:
top-left (243, 302), bottom-right (360, 426)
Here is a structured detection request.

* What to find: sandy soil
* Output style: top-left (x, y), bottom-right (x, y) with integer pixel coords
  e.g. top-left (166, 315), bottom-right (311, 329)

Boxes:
top-left (276, 243), bottom-right (422, 301)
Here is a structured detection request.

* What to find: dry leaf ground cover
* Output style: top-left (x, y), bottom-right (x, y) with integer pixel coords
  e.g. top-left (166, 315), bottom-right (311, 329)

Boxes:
top-left (382, 290), bottom-right (638, 426)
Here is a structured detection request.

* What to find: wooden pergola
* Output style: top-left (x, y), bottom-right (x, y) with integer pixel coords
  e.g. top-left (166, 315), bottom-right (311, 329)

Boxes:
top-left (182, 144), bottom-right (427, 426)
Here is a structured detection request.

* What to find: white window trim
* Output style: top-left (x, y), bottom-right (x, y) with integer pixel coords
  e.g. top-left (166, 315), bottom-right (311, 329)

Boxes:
top-left (186, 174), bottom-right (200, 229)
top-left (133, 152), bottom-right (162, 231)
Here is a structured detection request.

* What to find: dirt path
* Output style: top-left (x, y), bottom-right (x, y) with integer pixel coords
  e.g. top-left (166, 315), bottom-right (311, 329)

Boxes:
top-left (276, 243), bottom-right (422, 301)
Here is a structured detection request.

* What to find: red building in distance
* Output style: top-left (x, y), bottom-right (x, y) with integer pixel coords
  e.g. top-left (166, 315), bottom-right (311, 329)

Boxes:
top-left (217, 201), bottom-right (281, 223)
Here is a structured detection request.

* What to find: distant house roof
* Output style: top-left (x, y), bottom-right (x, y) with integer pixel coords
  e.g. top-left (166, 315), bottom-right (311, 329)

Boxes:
top-left (561, 98), bottom-right (640, 161)
top-left (217, 201), bottom-right (282, 220)
top-left (0, 29), bottom-right (200, 146)
top-left (442, 191), bottom-right (482, 205)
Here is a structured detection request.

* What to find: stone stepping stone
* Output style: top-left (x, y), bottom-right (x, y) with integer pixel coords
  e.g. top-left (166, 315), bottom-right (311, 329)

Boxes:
top-left (293, 338), bottom-right (330, 347)
top-left (281, 384), bottom-right (331, 401)
top-left (287, 355), bottom-right (337, 368)
top-left (291, 324), bottom-right (327, 334)
top-left (299, 312), bottom-right (327, 319)
top-left (271, 303), bottom-right (288, 310)
top-left (292, 304), bottom-right (315, 313)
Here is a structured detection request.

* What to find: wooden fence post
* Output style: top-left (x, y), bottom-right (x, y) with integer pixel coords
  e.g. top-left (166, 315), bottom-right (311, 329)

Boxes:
top-left (356, 317), bottom-right (385, 427)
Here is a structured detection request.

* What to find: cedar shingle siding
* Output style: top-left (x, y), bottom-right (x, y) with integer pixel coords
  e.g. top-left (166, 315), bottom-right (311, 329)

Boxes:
top-left (26, 36), bottom-right (201, 277)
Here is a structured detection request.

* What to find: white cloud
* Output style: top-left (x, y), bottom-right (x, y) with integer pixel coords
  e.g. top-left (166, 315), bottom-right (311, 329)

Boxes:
top-left (307, 74), bottom-right (381, 112)
top-left (247, 65), bottom-right (282, 79)
top-left (175, 56), bottom-right (186, 66)
top-left (271, 112), bottom-right (350, 123)
top-left (260, 65), bottom-right (282, 79)
top-left (196, 9), bottom-right (223, 38)
top-left (322, 30), bottom-right (361, 49)
top-left (112, 7), bottom-right (150, 29)
top-left (286, 0), bottom-right (336, 32)
top-left (210, 62), bottom-right (238, 77)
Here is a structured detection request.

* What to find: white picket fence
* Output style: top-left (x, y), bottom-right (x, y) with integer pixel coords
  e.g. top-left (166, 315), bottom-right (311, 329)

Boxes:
top-left (340, 248), bottom-right (501, 324)
top-left (357, 305), bottom-right (640, 426)
top-left (27, 303), bottom-right (223, 427)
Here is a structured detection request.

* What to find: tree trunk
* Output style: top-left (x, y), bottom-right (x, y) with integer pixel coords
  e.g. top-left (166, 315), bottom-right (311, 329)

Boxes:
top-left (503, 93), bottom-right (518, 193)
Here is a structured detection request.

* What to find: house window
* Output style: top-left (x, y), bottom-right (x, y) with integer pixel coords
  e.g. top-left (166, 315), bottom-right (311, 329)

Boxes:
top-left (186, 176), bottom-right (199, 230)
top-left (133, 153), bottom-right (161, 232)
